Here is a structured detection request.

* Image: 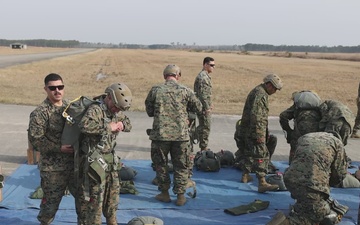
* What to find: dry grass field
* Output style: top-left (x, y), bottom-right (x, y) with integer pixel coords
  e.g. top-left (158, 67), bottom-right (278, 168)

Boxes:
top-left (0, 47), bottom-right (359, 116)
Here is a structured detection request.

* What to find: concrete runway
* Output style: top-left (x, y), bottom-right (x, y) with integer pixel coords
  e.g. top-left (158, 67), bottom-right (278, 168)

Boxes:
top-left (0, 103), bottom-right (359, 178)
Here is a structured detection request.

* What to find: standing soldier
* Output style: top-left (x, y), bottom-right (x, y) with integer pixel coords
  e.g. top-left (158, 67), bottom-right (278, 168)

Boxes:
top-left (194, 57), bottom-right (215, 151)
top-left (145, 65), bottom-right (202, 206)
top-left (351, 81), bottom-right (360, 138)
top-left (28, 73), bottom-right (83, 225)
top-left (78, 83), bottom-right (132, 225)
top-left (236, 74), bottom-right (283, 193)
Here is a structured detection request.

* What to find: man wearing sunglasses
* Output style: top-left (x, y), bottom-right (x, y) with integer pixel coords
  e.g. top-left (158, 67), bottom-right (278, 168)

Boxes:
top-left (28, 73), bottom-right (84, 224)
top-left (194, 56), bottom-right (215, 152)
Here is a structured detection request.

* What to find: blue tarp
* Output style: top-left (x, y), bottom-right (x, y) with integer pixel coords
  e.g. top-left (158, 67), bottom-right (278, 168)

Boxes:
top-left (0, 160), bottom-right (359, 225)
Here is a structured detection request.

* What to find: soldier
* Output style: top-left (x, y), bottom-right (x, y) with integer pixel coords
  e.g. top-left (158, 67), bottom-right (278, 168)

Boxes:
top-left (267, 118), bottom-right (352, 225)
top-left (78, 83), bottom-right (132, 225)
top-left (194, 57), bottom-right (215, 151)
top-left (351, 81), bottom-right (360, 138)
top-left (279, 90), bottom-right (322, 164)
top-left (145, 65), bottom-right (202, 206)
top-left (28, 73), bottom-right (82, 225)
top-left (236, 74), bottom-right (283, 193)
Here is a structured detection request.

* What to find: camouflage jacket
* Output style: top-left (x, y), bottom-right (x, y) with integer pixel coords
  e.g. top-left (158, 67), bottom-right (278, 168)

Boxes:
top-left (194, 70), bottom-right (212, 111)
top-left (28, 98), bottom-right (73, 171)
top-left (78, 97), bottom-right (132, 154)
top-left (284, 132), bottom-right (347, 195)
top-left (239, 84), bottom-right (269, 141)
top-left (319, 100), bottom-right (355, 133)
top-left (145, 80), bottom-right (202, 141)
top-left (279, 104), bottom-right (321, 140)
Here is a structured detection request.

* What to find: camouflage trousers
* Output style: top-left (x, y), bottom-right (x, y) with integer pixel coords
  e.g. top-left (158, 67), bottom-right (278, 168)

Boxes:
top-left (286, 186), bottom-right (330, 225)
top-left (197, 113), bottom-right (211, 149)
top-left (354, 97), bottom-right (360, 131)
top-left (38, 170), bottom-right (81, 225)
top-left (83, 170), bottom-right (120, 225)
top-left (188, 140), bottom-right (194, 178)
top-left (151, 140), bottom-right (190, 194)
top-left (235, 137), bottom-right (270, 178)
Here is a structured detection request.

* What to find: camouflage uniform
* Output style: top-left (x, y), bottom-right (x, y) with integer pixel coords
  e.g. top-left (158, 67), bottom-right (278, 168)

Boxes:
top-left (352, 82), bottom-right (360, 135)
top-left (319, 100), bottom-right (355, 144)
top-left (284, 132), bottom-right (348, 225)
top-left (279, 104), bottom-right (321, 163)
top-left (194, 70), bottom-right (212, 150)
top-left (78, 96), bottom-right (132, 225)
top-left (28, 98), bottom-right (78, 225)
top-left (235, 84), bottom-right (270, 178)
top-left (145, 80), bottom-right (202, 195)
top-left (234, 120), bottom-right (277, 172)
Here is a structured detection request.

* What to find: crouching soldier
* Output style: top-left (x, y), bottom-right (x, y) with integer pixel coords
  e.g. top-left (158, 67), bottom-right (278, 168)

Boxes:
top-left (267, 118), bottom-right (352, 225)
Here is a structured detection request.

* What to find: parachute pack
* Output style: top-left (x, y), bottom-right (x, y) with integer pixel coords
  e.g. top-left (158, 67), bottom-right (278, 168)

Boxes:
top-left (216, 150), bottom-right (235, 167)
top-left (293, 90), bottom-right (321, 110)
top-left (194, 150), bottom-right (221, 172)
top-left (61, 96), bottom-right (100, 147)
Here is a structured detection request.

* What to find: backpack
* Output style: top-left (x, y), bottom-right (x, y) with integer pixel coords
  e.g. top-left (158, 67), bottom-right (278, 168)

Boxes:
top-left (61, 96), bottom-right (100, 147)
top-left (216, 150), bottom-right (235, 167)
top-left (293, 91), bottom-right (321, 110)
top-left (194, 150), bottom-right (221, 172)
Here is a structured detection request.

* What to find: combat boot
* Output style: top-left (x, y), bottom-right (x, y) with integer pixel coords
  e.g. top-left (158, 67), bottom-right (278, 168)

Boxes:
top-left (106, 216), bottom-right (117, 225)
top-left (258, 177), bottom-right (279, 193)
top-left (241, 173), bottom-right (253, 183)
top-left (155, 190), bottom-right (171, 203)
top-left (175, 193), bottom-right (186, 206)
top-left (351, 130), bottom-right (360, 138)
top-left (266, 211), bottom-right (290, 225)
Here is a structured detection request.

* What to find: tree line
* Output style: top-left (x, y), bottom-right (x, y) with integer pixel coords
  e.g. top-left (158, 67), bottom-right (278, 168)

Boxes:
top-left (1, 39), bottom-right (360, 53)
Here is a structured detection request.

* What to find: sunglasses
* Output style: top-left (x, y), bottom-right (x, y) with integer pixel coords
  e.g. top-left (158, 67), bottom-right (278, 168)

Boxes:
top-left (47, 85), bottom-right (65, 91)
top-left (208, 64), bottom-right (216, 67)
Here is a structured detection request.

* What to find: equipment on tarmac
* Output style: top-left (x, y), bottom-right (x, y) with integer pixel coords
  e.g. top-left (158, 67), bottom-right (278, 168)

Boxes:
top-left (224, 199), bottom-right (270, 216)
top-left (127, 216), bottom-right (164, 225)
top-left (216, 149), bottom-right (235, 167)
top-left (194, 150), bottom-right (221, 172)
top-left (119, 165), bottom-right (138, 181)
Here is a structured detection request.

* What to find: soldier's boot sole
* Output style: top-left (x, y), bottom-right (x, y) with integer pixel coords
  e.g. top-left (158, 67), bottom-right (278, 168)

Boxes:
top-left (155, 191), bottom-right (171, 203)
top-left (266, 211), bottom-right (290, 225)
top-left (241, 173), bottom-right (253, 183)
top-left (175, 194), bottom-right (187, 206)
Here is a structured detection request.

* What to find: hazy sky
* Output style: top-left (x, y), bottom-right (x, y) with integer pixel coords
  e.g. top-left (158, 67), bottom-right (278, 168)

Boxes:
top-left (1, 0), bottom-right (360, 46)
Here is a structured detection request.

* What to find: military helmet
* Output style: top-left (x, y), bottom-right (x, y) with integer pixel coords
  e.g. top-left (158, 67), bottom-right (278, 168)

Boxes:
top-left (263, 74), bottom-right (283, 90)
top-left (105, 83), bottom-right (132, 111)
top-left (163, 64), bottom-right (181, 76)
